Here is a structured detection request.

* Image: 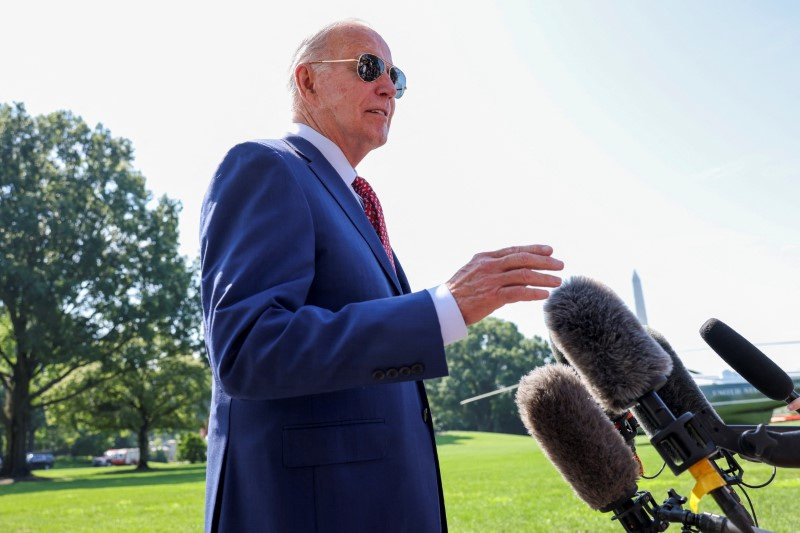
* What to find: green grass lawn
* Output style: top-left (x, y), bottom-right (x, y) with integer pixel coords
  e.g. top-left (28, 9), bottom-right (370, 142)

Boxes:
top-left (438, 431), bottom-right (798, 532)
top-left (0, 463), bottom-right (206, 532)
top-left (0, 432), bottom-right (797, 532)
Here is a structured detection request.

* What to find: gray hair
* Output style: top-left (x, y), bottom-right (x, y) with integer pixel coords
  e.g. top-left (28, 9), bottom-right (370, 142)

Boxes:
top-left (287, 18), bottom-right (371, 113)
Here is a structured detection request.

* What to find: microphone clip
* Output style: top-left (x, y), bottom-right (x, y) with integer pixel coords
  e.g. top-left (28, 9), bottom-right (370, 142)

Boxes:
top-left (739, 425), bottom-right (778, 459)
top-left (609, 490), bottom-right (666, 532)
top-left (613, 411), bottom-right (641, 444)
top-left (638, 393), bottom-right (717, 476)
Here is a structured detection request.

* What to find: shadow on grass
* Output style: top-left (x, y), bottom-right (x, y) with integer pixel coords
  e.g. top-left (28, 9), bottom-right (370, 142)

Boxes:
top-left (0, 464), bottom-right (206, 496)
top-left (435, 433), bottom-right (475, 446)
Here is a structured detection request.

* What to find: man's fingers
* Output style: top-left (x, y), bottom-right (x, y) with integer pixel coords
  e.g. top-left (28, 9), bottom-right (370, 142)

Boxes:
top-left (447, 244), bottom-right (565, 325)
top-left (495, 269), bottom-right (563, 289)
top-left (495, 285), bottom-right (554, 303)
top-left (471, 247), bottom-right (564, 273)
top-left (495, 252), bottom-right (564, 273)
top-left (481, 244), bottom-right (553, 258)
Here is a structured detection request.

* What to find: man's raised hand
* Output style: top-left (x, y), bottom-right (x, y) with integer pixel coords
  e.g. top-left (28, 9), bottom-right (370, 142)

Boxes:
top-left (446, 244), bottom-right (564, 326)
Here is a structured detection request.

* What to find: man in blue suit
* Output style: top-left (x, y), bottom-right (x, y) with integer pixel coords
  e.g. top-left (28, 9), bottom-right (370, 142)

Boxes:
top-left (200, 19), bottom-right (564, 532)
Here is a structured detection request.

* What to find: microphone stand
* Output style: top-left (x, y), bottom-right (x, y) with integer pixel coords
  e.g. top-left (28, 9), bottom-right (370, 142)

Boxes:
top-left (627, 398), bottom-right (800, 532)
top-left (630, 385), bottom-right (756, 533)
top-left (655, 489), bottom-right (773, 533)
top-left (609, 488), bottom-right (774, 533)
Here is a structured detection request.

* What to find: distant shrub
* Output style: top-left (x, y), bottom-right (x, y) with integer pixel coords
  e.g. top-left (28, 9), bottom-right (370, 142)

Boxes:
top-left (151, 449), bottom-right (168, 463)
top-left (178, 433), bottom-right (207, 463)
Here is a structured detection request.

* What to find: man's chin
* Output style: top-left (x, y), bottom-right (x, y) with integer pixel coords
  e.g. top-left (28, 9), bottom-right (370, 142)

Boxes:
top-left (371, 129), bottom-right (390, 149)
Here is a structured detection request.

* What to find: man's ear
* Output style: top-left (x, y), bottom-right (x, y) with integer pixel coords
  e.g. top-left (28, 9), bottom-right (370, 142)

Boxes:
top-left (295, 64), bottom-right (319, 104)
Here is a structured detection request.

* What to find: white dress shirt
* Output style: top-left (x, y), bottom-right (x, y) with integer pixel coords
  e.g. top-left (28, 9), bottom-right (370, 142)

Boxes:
top-left (288, 123), bottom-right (468, 346)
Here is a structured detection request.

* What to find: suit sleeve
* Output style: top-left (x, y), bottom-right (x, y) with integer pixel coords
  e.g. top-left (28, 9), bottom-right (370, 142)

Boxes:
top-left (200, 142), bottom-right (449, 400)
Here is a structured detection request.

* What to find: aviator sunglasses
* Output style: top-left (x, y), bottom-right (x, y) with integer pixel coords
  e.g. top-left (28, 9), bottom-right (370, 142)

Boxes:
top-left (308, 53), bottom-right (407, 98)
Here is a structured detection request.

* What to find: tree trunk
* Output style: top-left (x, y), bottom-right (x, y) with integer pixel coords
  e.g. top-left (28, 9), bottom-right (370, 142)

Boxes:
top-left (2, 370), bottom-right (33, 479)
top-left (27, 417), bottom-right (36, 453)
top-left (135, 424), bottom-right (150, 471)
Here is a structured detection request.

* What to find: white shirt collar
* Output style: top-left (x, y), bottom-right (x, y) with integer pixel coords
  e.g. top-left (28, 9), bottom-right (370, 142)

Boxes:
top-left (288, 123), bottom-right (358, 192)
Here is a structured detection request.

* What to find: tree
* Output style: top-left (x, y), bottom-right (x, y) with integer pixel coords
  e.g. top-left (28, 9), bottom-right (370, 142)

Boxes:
top-left (57, 350), bottom-right (209, 470)
top-left (425, 317), bottom-right (553, 434)
top-left (0, 103), bottom-right (197, 478)
top-left (50, 265), bottom-right (205, 471)
top-left (68, 430), bottom-right (117, 457)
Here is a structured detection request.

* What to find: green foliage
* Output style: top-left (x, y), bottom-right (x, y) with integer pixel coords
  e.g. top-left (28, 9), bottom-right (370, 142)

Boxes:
top-left (112, 434), bottom-right (136, 449)
top-left (69, 432), bottom-right (116, 456)
top-left (151, 448), bottom-right (168, 463)
top-left (178, 432), bottom-right (207, 463)
top-left (54, 353), bottom-right (210, 469)
top-left (426, 317), bottom-right (552, 434)
top-left (0, 102), bottom-right (200, 477)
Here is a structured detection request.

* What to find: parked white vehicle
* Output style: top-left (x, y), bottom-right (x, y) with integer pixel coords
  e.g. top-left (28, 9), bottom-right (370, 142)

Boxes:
top-left (104, 448), bottom-right (140, 465)
top-left (91, 455), bottom-right (112, 466)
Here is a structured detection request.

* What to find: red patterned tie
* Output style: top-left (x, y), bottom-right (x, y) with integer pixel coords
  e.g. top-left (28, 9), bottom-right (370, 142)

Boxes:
top-left (352, 176), bottom-right (395, 271)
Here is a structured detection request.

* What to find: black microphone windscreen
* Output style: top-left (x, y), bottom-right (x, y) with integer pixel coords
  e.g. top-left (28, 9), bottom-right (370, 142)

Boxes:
top-left (516, 364), bottom-right (640, 511)
top-left (544, 276), bottom-right (673, 414)
top-left (700, 318), bottom-right (794, 402)
top-left (632, 327), bottom-right (725, 435)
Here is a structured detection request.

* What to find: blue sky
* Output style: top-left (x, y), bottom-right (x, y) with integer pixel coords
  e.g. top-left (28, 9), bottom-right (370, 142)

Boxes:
top-left (2, 0), bottom-right (798, 376)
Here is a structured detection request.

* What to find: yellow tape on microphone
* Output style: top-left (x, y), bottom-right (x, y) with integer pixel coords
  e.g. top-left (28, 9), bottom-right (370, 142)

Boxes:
top-left (688, 459), bottom-right (726, 513)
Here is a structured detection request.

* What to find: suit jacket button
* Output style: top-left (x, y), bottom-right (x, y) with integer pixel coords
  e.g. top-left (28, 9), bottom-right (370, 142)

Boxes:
top-left (399, 366), bottom-right (411, 377)
top-left (411, 363), bottom-right (424, 375)
top-left (386, 368), bottom-right (399, 379)
top-left (422, 407), bottom-right (430, 423)
top-left (372, 370), bottom-right (385, 381)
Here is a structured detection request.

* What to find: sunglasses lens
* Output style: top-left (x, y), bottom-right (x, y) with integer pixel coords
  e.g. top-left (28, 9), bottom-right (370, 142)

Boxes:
top-left (358, 54), bottom-right (384, 82)
top-left (357, 54), bottom-right (406, 99)
top-left (390, 67), bottom-right (406, 99)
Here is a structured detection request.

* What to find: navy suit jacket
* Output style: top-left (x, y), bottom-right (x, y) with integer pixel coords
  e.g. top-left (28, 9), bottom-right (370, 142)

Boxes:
top-left (200, 135), bottom-right (450, 532)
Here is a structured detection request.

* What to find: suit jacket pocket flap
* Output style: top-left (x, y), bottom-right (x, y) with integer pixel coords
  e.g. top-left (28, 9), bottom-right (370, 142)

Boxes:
top-left (282, 418), bottom-right (388, 468)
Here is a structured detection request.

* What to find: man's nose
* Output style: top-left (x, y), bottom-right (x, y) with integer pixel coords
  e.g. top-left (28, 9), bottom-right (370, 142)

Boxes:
top-left (375, 71), bottom-right (397, 98)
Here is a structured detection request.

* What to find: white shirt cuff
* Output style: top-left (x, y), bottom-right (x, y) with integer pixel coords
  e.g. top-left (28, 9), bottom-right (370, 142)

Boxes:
top-left (427, 284), bottom-right (468, 346)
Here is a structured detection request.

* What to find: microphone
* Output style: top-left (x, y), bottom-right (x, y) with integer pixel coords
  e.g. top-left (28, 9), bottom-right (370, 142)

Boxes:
top-left (637, 323), bottom-right (800, 470)
top-left (633, 327), bottom-right (726, 436)
top-left (544, 277), bottom-right (673, 415)
top-left (699, 318), bottom-right (800, 468)
top-left (631, 322), bottom-right (800, 469)
top-left (550, 336), bottom-right (642, 462)
top-left (516, 363), bottom-right (666, 532)
top-left (516, 364), bottom-right (642, 512)
top-left (633, 327), bottom-right (755, 515)
top-left (699, 318), bottom-right (799, 407)
top-left (544, 277), bottom-right (755, 531)
top-left (516, 364), bottom-right (763, 532)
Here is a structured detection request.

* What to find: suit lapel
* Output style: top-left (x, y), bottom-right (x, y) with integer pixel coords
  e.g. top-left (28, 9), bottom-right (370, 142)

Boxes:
top-left (282, 135), bottom-right (403, 294)
top-left (394, 255), bottom-right (412, 295)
